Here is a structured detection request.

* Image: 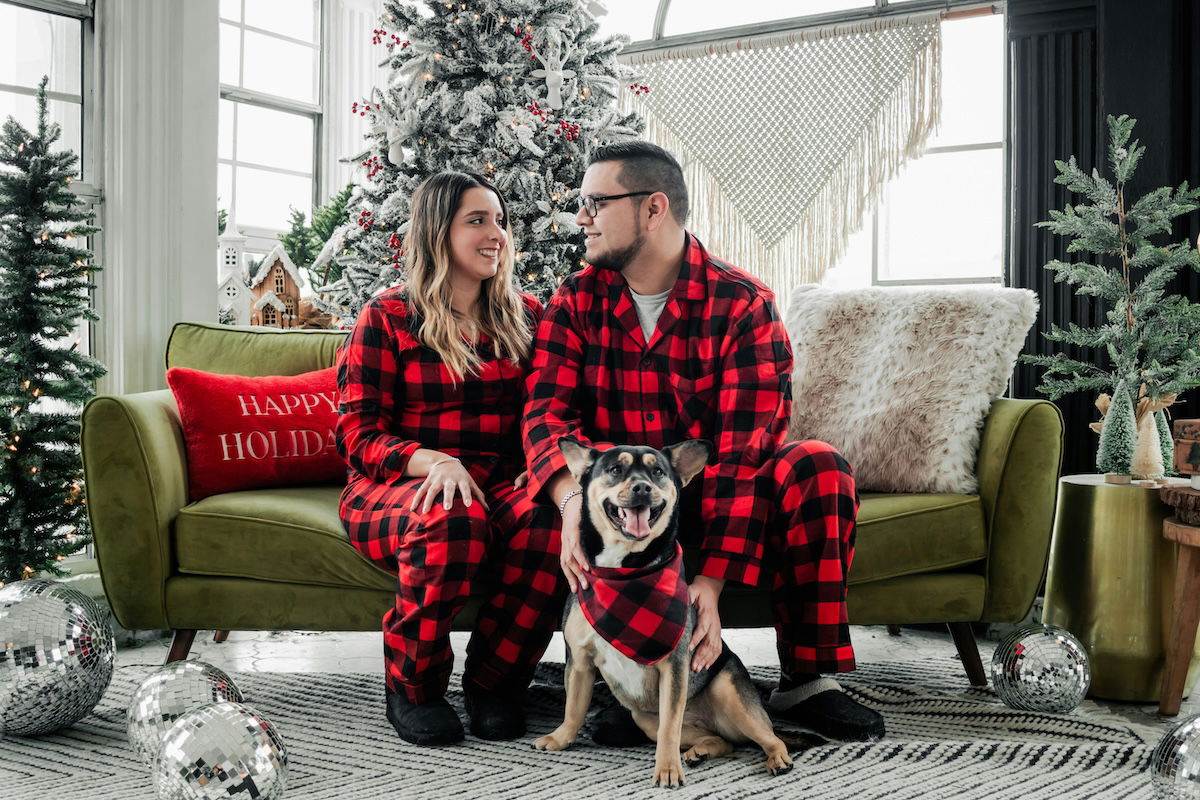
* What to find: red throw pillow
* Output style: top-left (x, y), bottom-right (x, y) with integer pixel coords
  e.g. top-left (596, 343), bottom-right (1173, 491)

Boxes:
top-left (166, 366), bottom-right (345, 501)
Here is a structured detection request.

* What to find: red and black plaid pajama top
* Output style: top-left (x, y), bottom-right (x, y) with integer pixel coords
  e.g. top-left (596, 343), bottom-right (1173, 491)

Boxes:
top-left (337, 287), bottom-right (564, 704)
top-left (522, 233), bottom-right (859, 675)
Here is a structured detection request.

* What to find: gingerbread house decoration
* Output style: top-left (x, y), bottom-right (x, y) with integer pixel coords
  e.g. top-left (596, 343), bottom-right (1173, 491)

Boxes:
top-left (248, 244), bottom-right (304, 328)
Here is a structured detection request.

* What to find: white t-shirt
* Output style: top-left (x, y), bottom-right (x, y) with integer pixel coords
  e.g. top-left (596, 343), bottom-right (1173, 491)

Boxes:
top-left (628, 287), bottom-right (671, 342)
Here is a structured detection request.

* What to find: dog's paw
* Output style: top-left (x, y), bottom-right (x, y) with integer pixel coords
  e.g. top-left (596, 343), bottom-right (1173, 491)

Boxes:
top-left (533, 730), bottom-right (575, 752)
top-left (765, 751), bottom-right (794, 776)
top-left (683, 749), bottom-right (708, 767)
top-left (652, 759), bottom-right (685, 788)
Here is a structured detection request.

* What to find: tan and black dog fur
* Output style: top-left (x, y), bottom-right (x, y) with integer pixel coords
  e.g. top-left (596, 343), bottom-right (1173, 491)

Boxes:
top-left (533, 437), bottom-right (793, 787)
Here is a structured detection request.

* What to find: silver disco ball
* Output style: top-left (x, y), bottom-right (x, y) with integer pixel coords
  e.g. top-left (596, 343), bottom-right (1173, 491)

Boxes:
top-left (990, 624), bottom-right (1091, 713)
top-left (0, 579), bottom-right (116, 736)
top-left (128, 661), bottom-right (244, 764)
top-left (154, 701), bottom-right (288, 800)
top-left (1151, 714), bottom-right (1200, 799)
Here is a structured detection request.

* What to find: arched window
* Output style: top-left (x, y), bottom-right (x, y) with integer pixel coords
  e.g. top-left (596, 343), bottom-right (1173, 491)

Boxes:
top-left (275, 269), bottom-right (285, 294)
top-left (263, 306), bottom-right (276, 326)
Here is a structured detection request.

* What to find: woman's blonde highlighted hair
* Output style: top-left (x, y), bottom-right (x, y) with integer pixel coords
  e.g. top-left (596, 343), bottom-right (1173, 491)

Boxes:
top-left (404, 171), bottom-right (532, 381)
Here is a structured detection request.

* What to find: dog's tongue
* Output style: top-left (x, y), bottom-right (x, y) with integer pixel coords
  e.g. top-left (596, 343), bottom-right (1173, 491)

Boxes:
top-left (620, 506), bottom-right (652, 538)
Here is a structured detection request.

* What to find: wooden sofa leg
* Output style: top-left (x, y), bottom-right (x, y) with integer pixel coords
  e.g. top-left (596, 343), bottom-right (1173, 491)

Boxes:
top-left (948, 622), bottom-right (988, 686)
top-left (886, 624), bottom-right (902, 636)
top-left (166, 629), bottom-right (197, 664)
top-left (213, 630), bottom-right (230, 643)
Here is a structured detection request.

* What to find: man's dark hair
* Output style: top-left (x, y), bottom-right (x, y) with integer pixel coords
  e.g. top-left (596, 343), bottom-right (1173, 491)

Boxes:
top-left (588, 141), bottom-right (689, 225)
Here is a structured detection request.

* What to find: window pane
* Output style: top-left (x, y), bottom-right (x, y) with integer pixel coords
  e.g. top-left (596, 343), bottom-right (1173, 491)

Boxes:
top-left (241, 31), bottom-right (318, 104)
top-left (235, 166), bottom-right (312, 230)
top-left (0, 91), bottom-right (82, 156)
top-left (236, 104), bottom-right (313, 171)
top-left (928, 15), bottom-right (1004, 148)
top-left (0, 5), bottom-right (81, 95)
top-left (244, 0), bottom-right (318, 44)
top-left (595, 0), bottom-right (656, 42)
top-left (220, 0), bottom-right (242, 22)
top-left (219, 99), bottom-right (235, 160)
top-left (821, 216), bottom-right (874, 289)
top-left (220, 22), bottom-right (241, 86)
top-left (664, 0), bottom-right (871, 36)
top-left (877, 148), bottom-right (1003, 282)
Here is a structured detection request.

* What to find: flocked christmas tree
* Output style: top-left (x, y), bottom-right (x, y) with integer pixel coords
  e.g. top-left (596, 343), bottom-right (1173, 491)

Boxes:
top-left (0, 78), bottom-right (104, 582)
top-left (1021, 114), bottom-right (1200, 477)
top-left (1096, 378), bottom-right (1136, 474)
top-left (312, 0), bottom-right (643, 322)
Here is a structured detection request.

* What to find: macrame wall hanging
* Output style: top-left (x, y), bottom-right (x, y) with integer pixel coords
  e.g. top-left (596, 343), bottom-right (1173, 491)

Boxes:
top-left (621, 13), bottom-right (942, 309)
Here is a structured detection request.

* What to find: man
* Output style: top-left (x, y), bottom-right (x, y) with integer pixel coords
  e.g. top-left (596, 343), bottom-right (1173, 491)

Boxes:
top-left (522, 141), bottom-right (884, 742)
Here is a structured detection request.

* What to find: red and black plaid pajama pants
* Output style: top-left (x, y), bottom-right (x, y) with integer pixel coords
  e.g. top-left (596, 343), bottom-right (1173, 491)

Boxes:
top-left (341, 462), bottom-right (564, 704)
top-left (681, 438), bottom-right (858, 676)
top-left (767, 439), bottom-right (859, 676)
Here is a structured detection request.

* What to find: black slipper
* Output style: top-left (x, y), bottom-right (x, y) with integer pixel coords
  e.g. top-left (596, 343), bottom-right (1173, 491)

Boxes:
top-left (464, 690), bottom-right (527, 741)
top-left (590, 704), bottom-right (651, 747)
top-left (768, 678), bottom-right (885, 742)
top-left (386, 691), bottom-right (464, 746)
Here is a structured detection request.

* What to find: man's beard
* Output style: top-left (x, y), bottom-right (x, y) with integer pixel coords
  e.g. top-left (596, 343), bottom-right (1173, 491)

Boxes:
top-left (588, 231), bottom-right (646, 272)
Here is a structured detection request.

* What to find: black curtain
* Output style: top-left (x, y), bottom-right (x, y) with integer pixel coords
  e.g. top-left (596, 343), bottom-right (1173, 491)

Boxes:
top-left (1007, 0), bottom-right (1200, 476)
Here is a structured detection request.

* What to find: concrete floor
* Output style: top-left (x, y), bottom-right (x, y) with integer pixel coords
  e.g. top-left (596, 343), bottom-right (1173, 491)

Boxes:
top-left (115, 624), bottom-right (1198, 732)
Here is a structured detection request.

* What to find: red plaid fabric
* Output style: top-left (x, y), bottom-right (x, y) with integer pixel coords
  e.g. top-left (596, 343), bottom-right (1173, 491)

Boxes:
top-left (523, 233), bottom-right (858, 674)
top-left (337, 288), bottom-right (565, 703)
top-left (577, 544), bottom-right (688, 665)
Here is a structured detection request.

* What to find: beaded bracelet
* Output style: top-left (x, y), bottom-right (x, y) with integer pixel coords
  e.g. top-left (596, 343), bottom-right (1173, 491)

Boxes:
top-left (558, 488), bottom-right (583, 516)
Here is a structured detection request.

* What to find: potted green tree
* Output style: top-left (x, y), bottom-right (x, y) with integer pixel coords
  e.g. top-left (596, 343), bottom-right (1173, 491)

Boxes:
top-left (1022, 114), bottom-right (1200, 483)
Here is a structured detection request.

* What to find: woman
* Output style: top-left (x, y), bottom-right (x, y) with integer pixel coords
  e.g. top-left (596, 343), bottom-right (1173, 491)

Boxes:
top-left (337, 171), bottom-right (561, 746)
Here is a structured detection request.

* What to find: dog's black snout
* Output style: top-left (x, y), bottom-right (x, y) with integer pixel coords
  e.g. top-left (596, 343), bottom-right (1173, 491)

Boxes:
top-left (631, 481), bottom-right (652, 497)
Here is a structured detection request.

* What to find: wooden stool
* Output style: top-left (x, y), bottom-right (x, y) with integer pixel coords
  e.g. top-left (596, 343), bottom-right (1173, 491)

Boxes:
top-left (1159, 515), bottom-right (1200, 715)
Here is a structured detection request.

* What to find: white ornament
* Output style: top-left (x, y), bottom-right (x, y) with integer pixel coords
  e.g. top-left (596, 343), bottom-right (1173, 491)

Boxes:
top-left (386, 108), bottom-right (420, 166)
top-left (529, 32), bottom-right (577, 110)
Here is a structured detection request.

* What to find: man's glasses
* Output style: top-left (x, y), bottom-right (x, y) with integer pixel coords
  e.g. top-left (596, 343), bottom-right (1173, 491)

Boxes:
top-left (578, 191), bottom-right (653, 218)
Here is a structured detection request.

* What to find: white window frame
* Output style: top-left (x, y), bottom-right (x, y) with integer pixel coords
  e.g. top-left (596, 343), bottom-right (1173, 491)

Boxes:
top-left (870, 140), bottom-right (1006, 287)
top-left (219, 0), bottom-right (324, 254)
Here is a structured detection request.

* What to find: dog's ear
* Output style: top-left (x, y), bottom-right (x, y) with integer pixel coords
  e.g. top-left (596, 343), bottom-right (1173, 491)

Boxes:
top-left (557, 436), bottom-right (599, 481)
top-left (663, 439), bottom-right (713, 486)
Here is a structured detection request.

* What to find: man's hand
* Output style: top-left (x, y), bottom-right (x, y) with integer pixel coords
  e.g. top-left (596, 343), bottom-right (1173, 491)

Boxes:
top-left (688, 575), bottom-right (725, 672)
top-left (558, 494), bottom-right (589, 592)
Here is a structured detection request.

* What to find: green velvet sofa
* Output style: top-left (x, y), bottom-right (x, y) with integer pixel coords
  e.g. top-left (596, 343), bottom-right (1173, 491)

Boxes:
top-left (81, 321), bottom-right (1064, 683)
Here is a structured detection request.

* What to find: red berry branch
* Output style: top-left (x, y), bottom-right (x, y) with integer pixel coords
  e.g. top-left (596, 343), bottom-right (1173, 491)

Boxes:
top-left (361, 155), bottom-right (383, 180)
top-left (388, 232), bottom-right (404, 264)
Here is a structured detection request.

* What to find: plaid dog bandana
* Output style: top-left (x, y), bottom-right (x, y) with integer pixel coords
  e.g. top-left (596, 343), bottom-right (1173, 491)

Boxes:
top-left (577, 544), bottom-right (689, 665)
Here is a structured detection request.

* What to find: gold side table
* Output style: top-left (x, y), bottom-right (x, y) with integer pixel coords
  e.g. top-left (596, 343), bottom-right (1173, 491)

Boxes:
top-left (1042, 474), bottom-right (1200, 702)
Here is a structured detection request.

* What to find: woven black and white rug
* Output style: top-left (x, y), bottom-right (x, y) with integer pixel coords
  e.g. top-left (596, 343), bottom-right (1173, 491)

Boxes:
top-left (0, 657), bottom-right (1160, 800)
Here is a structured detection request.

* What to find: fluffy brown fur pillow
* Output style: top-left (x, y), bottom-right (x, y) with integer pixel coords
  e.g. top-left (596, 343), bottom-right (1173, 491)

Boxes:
top-left (785, 286), bottom-right (1038, 494)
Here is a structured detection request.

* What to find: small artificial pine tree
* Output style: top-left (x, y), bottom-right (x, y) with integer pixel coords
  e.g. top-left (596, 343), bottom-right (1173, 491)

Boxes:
top-left (1021, 114), bottom-right (1200, 471)
top-left (313, 0), bottom-right (642, 322)
top-left (1157, 409), bottom-right (1174, 473)
top-left (0, 78), bottom-right (105, 582)
top-left (279, 182), bottom-right (355, 292)
top-left (1096, 379), bottom-right (1136, 474)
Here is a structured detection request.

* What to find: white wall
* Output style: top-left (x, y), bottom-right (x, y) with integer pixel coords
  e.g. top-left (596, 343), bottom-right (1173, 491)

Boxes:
top-left (95, 0), bottom-right (219, 394)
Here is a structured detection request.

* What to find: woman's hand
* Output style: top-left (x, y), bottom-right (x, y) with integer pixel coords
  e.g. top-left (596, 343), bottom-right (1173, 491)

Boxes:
top-left (410, 457), bottom-right (489, 514)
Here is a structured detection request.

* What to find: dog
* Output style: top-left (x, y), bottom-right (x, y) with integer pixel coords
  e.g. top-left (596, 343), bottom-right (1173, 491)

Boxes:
top-left (533, 437), bottom-right (794, 787)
